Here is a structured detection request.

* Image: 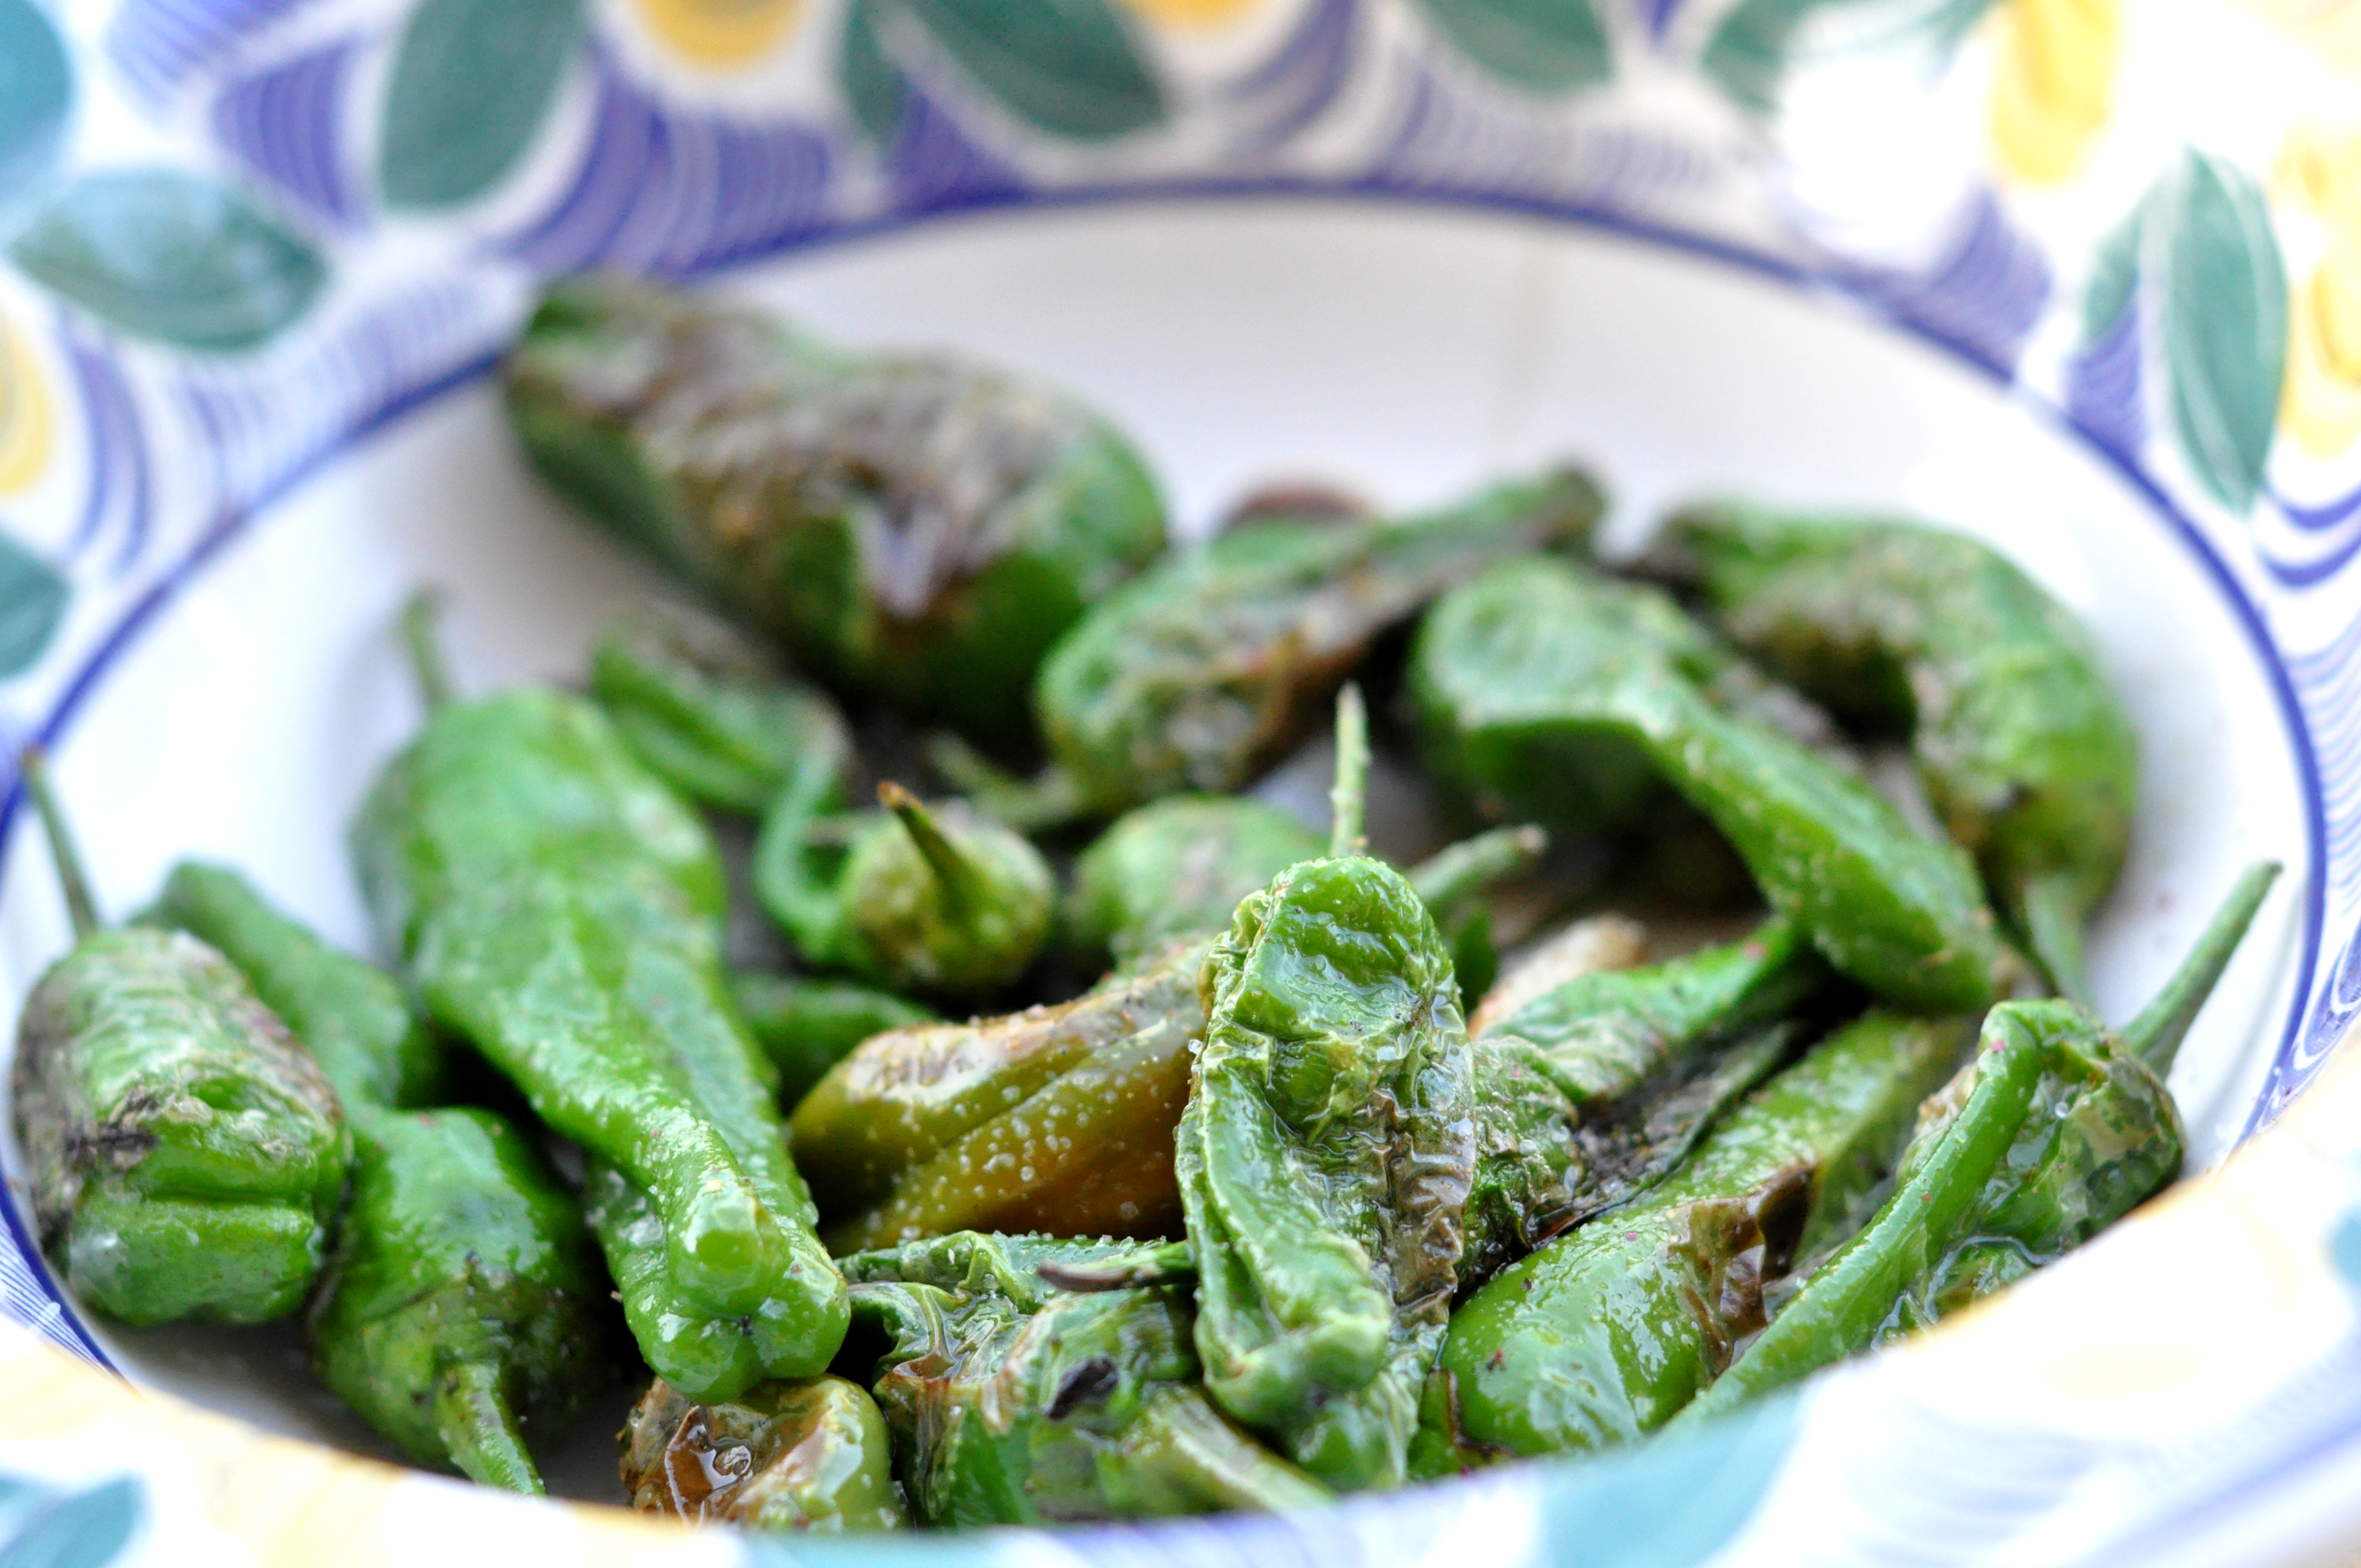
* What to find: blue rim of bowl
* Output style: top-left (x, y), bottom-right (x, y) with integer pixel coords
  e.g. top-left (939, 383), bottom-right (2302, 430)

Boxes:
top-left (0, 178), bottom-right (2328, 1417)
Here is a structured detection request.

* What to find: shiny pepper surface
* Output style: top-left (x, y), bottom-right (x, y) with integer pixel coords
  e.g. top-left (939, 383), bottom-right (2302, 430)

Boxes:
top-left (729, 973), bottom-right (937, 1112)
top-left (1179, 855), bottom-right (1475, 1492)
top-left (350, 684), bottom-right (846, 1403)
top-left (504, 275), bottom-right (1167, 742)
top-left (1065, 796), bottom-right (1323, 971)
top-left (1037, 469), bottom-right (1604, 813)
top-left (1413, 1010), bottom-right (1970, 1472)
top-left (148, 862), bottom-right (611, 1494)
top-left (1653, 505), bottom-right (2139, 999)
top-left (1413, 555), bottom-right (2011, 1011)
top-left (622, 1375), bottom-right (906, 1532)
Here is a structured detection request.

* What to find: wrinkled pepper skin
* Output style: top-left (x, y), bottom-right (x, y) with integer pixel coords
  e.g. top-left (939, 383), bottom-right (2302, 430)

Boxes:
top-left (755, 785), bottom-right (1055, 1005)
top-left (1652, 505), bottom-right (2139, 999)
top-left (729, 973), bottom-right (937, 1112)
top-left (623, 1375), bottom-right (906, 1532)
top-left (1411, 1011), bottom-right (1971, 1473)
top-left (12, 929), bottom-right (347, 1326)
top-left (836, 1229), bottom-right (1193, 1309)
top-left (846, 1233), bottom-right (1326, 1526)
top-left (791, 940), bottom-right (1208, 1249)
top-left (1038, 470), bottom-right (1604, 813)
top-left (590, 603), bottom-right (852, 818)
top-left (350, 686), bottom-right (847, 1403)
top-left (1178, 856), bottom-right (1475, 1492)
top-left (1413, 556), bottom-right (2011, 1011)
top-left (1066, 797), bottom-right (1323, 971)
top-left (146, 862), bottom-right (612, 1493)
top-left (504, 275), bottom-right (1167, 741)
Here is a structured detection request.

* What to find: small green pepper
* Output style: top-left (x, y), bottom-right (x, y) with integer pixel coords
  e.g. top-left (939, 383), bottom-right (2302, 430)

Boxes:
top-left (144, 862), bottom-right (614, 1494)
top-left (1675, 862), bottom-right (2277, 1423)
top-left (1411, 1009), bottom-right (1971, 1473)
top-left (1413, 555), bottom-right (2012, 1011)
top-left (10, 758), bottom-right (346, 1327)
top-left (728, 972), bottom-right (937, 1111)
top-left (1178, 693), bottom-right (1476, 1492)
top-left (1065, 796), bottom-right (1323, 971)
top-left (754, 781), bottom-right (1055, 1005)
top-left (504, 275), bottom-right (1167, 742)
top-left (350, 598), bottom-right (846, 1403)
top-left (589, 602), bottom-right (852, 818)
top-left (622, 1375), bottom-right (906, 1532)
top-left (845, 1233), bottom-right (1327, 1526)
top-left (1650, 505), bottom-right (2140, 1000)
top-left (1037, 470), bottom-right (1604, 813)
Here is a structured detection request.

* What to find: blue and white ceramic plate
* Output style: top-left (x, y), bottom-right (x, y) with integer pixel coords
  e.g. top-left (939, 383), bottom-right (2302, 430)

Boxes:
top-left (0, 0), bottom-right (2358, 1562)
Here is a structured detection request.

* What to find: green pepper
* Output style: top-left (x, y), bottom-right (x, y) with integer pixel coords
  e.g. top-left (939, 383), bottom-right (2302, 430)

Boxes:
top-left (1407, 824), bottom-right (1551, 1010)
top-left (1037, 469), bottom-right (1604, 814)
top-left (1411, 1009), bottom-right (1972, 1473)
top-left (622, 1375), bottom-right (906, 1532)
top-left (1675, 862), bottom-right (2278, 1423)
top-left (350, 598), bottom-right (846, 1403)
top-left (1650, 505), bottom-right (2140, 1000)
top-left (844, 1233), bottom-right (1326, 1526)
top-left (729, 972), bottom-right (937, 1111)
top-left (754, 781), bottom-right (1055, 1005)
top-left (835, 1228), bottom-right (1195, 1305)
top-left (1460, 921), bottom-right (1827, 1288)
top-left (1177, 692), bottom-right (1475, 1492)
top-left (1065, 797), bottom-right (1323, 971)
top-left (504, 274), bottom-right (1167, 742)
top-left (144, 861), bottom-right (613, 1494)
top-left (10, 756), bottom-right (346, 1327)
top-left (789, 938), bottom-right (1208, 1250)
top-left (1412, 554), bottom-right (2012, 1011)
top-left (589, 602), bottom-right (852, 818)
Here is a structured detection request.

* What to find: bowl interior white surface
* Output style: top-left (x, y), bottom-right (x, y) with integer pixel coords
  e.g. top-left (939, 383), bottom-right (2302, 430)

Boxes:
top-left (0, 199), bottom-right (2309, 1501)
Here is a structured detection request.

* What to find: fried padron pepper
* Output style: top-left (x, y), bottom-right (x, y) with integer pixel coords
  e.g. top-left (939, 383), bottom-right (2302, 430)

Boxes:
top-left (1649, 504), bottom-right (2140, 1001)
top-left (622, 1374), bottom-right (906, 1533)
top-left (504, 274), bottom-right (1167, 741)
top-left (1413, 554), bottom-right (2012, 1011)
top-left (351, 597), bottom-right (846, 1403)
top-left (10, 755), bottom-right (346, 1327)
top-left (146, 862), bottom-right (612, 1494)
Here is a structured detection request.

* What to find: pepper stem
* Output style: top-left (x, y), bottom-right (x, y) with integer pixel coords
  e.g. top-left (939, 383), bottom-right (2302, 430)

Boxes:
top-left (1329, 683), bottom-right (1369, 859)
top-left (435, 1361), bottom-right (545, 1495)
top-left (1407, 825), bottom-right (1548, 917)
top-left (20, 749), bottom-right (99, 940)
top-left (879, 782), bottom-right (983, 915)
top-left (2124, 860), bottom-right (2282, 1073)
top-left (924, 734), bottom-right (1084, 834)
top-left (2019, 873), bottom-right (2094, 1005)
top-left (399, 589), bottom-right (458, 714)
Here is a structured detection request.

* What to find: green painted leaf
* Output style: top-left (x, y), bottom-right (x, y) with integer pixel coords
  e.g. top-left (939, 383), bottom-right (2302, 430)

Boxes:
top-left (1700, 0), bottom-right (1993, 115)
top-left (894, 0), bottom-right (1163, 141)
top-left (2151, 150), bottom-right (2287, 513)
top-left (0, 1477), bottom-right (141, 1568)
top-left (843, 0), bottom-right (909, 146)
top-left (8, 171), bottom-right (326, 353)
top-left (0, 530), bottom-right (66, 680)
top-left (1416, 0), bottom-right (1611, 93)
top-left (2082, 205), bottom-right (2141, 339)
top-left (379, 0), bottom-right (585, 210)
top-left (0, 0), bottom-right (70, 213)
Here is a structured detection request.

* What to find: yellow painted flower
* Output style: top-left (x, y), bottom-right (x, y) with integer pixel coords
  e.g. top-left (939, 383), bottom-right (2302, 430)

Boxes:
top-left (2275, 122), bottom-right (2361, 459)
top-left (2213, 0), bottom-right (2361, 79)
top-left (0, 312), bottom-right (54, 498)
top-left (1987, 0), bottom-right (2120, 185)
top-left (634, 0), bottom-right (802, 68)
top-left (1119, 0), bottom-right (1266, 29)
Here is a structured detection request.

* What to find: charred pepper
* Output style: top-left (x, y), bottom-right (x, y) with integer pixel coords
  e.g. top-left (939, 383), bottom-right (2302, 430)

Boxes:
top-left (622, 1375), bottom-right (906, 1532)
top-left (10, 756), bottom-right (346, 1327)
top-left (504, 274), bottom-right (1167, 741)
top-left (350, 598), bottom-right (846, 1403)
top-left (729, 973), bottom-right (937, 1112)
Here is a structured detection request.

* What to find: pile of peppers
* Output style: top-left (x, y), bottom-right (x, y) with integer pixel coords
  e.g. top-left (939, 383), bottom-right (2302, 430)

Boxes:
top-left (7, 276), bottom-right (2286, 1535)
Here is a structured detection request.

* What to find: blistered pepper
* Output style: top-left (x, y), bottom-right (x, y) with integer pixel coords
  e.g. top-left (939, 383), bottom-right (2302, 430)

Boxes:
top-left (1675, 862), bottom-right (2277, 1423)
top-left (1411, 1009), bottom-right (1971, 1473)
top-left (1650, 505), bottom-right (2140, 1000)
top-left (10, 758), bottom-right (346, 1327)
top-left (622, 1375), bottom-right (906, 1532)
top-left (1413, 555), bottom-right (2012, 1011)
top-left (146, 862), bottom-right (613, 1494)
top-left (504, 275), bottom-right (1167, 741)
top-left (1037, 469), bottom-right (1603, 813)
top-left (729, 973), bottom-right (937, 1112)
top-left (754, 780), bottom-right (1054, 1005)
top-left (350, 598), bottom-right (845, 1403)
top-left (842, 1232), bottom-right (1326, 1526)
